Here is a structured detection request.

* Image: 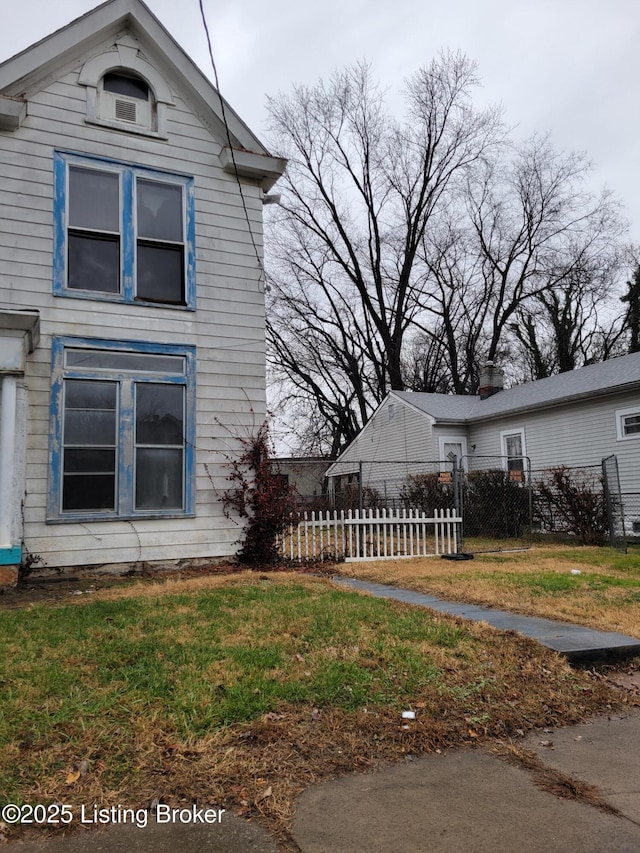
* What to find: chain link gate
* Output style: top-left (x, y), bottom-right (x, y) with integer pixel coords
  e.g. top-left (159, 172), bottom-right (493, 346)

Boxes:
top-left (602, 454), bottom-right (627, 552)
top-left (457, 456), bottom-right (533, 553)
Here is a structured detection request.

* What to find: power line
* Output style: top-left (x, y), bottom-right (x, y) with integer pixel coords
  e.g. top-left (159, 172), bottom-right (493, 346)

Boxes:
top-left (197, 0), bottom-right (266, 288)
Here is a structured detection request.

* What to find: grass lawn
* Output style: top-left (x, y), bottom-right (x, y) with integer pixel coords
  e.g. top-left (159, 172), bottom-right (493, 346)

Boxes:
top-left (338, 545), bottom-right (640, 637)
top-left (0, 571), bottom-right (624, 845)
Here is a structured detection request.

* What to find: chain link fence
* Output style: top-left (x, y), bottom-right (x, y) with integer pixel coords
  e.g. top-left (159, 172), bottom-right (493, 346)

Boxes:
top-left (621, 494), bottom-right (640, 543)
top-left (458, 456), bottom-right (532, 552)
top-left (327, 459), bottom-right (457, 513)
top-left (529, 462), bottom-right (609, 545)
top-left (327, 457), bottom-right (532, 552)
top-left (602, 455), bottom-right (627, 552)
top-left (324, 455), bottom-right (635, 553)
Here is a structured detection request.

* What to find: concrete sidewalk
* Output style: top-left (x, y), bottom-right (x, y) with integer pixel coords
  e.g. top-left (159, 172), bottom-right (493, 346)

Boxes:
top-left (8, 811), bottom-right (278, 852)
top-left (334, 576), bottom-right (640, 662)
top-left (12, 711), bottom-right (640, 852)
top-left (292, 710), bottom-right (640, 853)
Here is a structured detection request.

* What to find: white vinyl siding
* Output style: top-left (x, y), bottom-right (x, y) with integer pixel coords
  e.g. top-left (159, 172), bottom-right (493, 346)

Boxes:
top-left (332, 396), bottom-right (436, 470)
top-left (468, 391), bottom-right (640, 493)
top-left (0, 40), bottom-right (267, 568)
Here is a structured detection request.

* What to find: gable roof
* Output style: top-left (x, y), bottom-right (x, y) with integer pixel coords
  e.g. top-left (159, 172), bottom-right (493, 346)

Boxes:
top-left (0, 0), bottom-right (286, 188)
top-left (392, 351), bottom-right (640, 424)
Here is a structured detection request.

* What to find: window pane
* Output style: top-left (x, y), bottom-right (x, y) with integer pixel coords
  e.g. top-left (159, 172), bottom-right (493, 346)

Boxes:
top-left (63, 474), bottom-right (116, 512)
top-left (64, 380), bottom-right (117, 445)
top-left (443, 442), bottom-right (462, 461)
top-left (64, 448), bottom-right (115, 473)
top-left (623, 415), bottom-right (640, 435)
top-left (137, 180), bottom-right (183, 241)
top-left (66, 350), bottom-right (185, 373)
top-left (136, 384), bottom-right (184, 445)
top-left (103, 73), bottom-right (149, 100)
top-left (69, 167), bottom-right (119, 232)
top-left (135, 448), bottom-right (183, 509)
top-left (65, 379), bottom-right (116, 410)
top-left (136, 243), bottom-right (184, 303)
top-left (505, 434), bottom-right (523, 457)
top-left (68, 233), bottom-right (120, 293)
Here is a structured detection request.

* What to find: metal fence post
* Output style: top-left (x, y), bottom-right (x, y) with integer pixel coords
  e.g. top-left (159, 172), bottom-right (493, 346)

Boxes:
top-left (452, 455), bottom-right (462, 551)
top-left (602, 455), bottom-right (627, 552)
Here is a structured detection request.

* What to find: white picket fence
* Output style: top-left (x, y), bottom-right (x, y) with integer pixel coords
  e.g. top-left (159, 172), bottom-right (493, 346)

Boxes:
top-left (277, 507), bottom-right (461, 562)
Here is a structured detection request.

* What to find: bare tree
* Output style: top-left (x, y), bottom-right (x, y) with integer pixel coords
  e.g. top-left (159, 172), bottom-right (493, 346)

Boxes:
top-left (267, 63), bottom-right (630, 454)
top-left (410, 135), bottom-right (628, 389)
top-left (621, 264), bottom-right (640, 354)
top-left (266, 54), bottom-right (503, 453)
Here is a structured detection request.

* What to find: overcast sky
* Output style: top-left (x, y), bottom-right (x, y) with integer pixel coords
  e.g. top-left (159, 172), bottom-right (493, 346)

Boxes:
top-left (2, 0), bottom-right (639, 241)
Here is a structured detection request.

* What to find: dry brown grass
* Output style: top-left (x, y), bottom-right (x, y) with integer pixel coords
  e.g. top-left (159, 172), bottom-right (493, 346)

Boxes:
top-left (337, 545), bottom-right (640, 636)
top-left (11, 644), bottom-right (626, 850)
top-left (2, 569), bottom-right (634, 850)
top-left (488, 743), bottom-right (623, 815)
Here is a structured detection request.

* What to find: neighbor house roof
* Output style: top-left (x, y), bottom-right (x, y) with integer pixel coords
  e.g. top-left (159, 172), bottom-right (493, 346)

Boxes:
top-left (0, 0), bottom-right (286, 189)
top-left (392, 351), bottom-right (640, 424)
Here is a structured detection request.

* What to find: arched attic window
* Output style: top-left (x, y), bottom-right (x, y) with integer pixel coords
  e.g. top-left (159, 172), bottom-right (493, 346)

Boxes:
top-left (79, 42), bottom-right (174, 138)
top-left (99, 70), bottom-right (154, 129)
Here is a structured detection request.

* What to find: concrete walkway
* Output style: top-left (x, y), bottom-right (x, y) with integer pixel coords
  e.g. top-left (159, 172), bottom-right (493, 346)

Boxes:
top-left (292, 710), bottom-right (640, 853)
top-left (334, 576), bottom-right (640, 662)
top-left (13, 712), bottom-right (640, 853)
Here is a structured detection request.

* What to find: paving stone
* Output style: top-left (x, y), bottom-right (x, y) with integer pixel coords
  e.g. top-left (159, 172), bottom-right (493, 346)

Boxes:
top-left (334, 577), bottom-right (640, 662)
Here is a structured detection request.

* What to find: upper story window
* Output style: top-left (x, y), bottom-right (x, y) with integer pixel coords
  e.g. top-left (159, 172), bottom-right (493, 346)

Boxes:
top-left (616, 406), bottom-right (640, 440)
top-left (54, 152), bottom-right (196, 309)
top-left (100, 71), bottom-right (152, 128)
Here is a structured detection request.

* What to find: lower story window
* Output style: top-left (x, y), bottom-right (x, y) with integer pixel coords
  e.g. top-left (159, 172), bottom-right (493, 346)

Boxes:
top-left (500, 428), bottom-right (526, 477)
top-left (616, 407), bottom-right (640, 440)
top-left (49, 337), bottom-right (195, 520)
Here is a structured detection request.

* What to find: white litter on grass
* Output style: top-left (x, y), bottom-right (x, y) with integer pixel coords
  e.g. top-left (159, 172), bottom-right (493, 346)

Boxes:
top-left (402, 711), bottom-right (416, 720)
top-left (570, 569), bottom-right (582, 575)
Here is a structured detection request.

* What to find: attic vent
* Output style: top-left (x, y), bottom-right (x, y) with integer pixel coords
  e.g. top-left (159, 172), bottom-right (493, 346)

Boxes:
top-left (115, 98), bottom-right (137, 123)
top-left (97, 71), bottom-right (154, 131)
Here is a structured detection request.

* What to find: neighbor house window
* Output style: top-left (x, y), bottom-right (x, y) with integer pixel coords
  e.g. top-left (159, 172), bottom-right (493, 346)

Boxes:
top-left (438, 435), bottom-right (468, 471)
top-left (48, 337), bottom-right (196, 521)
top-left (53, 152), bottom-right (195, 308)
top-left (616, 407), bottom-right (640, 440)
top-left (500, 428), bottom-right (526, 478)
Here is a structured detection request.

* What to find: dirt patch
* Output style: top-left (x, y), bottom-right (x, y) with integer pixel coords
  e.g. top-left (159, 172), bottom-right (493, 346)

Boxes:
top-left (0, 561), bottom-right (250, 609)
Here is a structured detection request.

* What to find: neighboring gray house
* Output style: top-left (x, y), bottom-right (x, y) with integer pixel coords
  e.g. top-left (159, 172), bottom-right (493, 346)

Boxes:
top-left (0, 0), bottom-right (285, 583)
top-left (327, 354), bottom-right (640, 524)
top-left (275, 457), bottom-right (331, 506)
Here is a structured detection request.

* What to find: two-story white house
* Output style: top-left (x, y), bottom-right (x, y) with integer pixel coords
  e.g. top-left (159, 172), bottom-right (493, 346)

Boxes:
top-left (0, 0), bottom-right (286, 583)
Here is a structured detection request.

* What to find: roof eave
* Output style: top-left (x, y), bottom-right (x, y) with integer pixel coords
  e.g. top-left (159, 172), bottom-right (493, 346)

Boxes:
top-left (0, 0), bottom-right (271, 156)
top-left (468, 383), bottom-right (640, 423)
top-left (0, 95), bottom-right (26, 130)
top-left (390, 391), bottom-right (437, 424)
top-left (220, 148), bottom-right (287, 192)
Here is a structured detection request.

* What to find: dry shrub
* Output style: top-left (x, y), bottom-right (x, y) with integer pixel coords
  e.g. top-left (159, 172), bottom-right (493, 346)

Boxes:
top-left (534, 466), bottom-right (609, 545)
top-left (220, 422), bottom-right (299, 566)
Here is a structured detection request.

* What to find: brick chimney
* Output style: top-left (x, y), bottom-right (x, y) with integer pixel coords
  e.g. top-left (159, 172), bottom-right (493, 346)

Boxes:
top-left (478, 361), bottom-right (504, 400)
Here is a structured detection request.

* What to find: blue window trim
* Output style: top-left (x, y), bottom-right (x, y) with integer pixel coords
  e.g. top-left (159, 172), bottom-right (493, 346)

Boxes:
top-left (48, 335), bottom-right (196, 523)
top-left (53, 151), bottom-right (196, 310)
